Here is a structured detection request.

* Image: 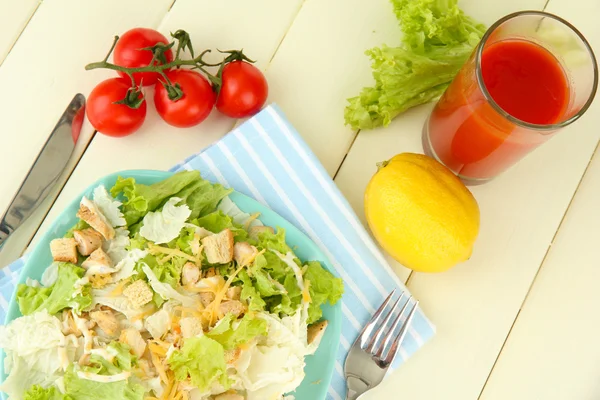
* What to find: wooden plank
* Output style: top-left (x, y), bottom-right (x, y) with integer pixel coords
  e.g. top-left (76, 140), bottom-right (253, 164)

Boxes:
top-left (478, 0), bottom-right (600, 397)
top-left (30, 0), bottom-right (304, 248)
top-left (0, 0), bottom-right (174, 264)
top-left (0, 0), bottom-right (39, 63)
top-left (333, 0), bottom-right (600, 399)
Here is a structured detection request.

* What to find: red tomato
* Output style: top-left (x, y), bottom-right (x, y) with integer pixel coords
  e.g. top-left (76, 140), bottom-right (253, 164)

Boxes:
top-left (86, 78), bottom-right (146, 137)
top-left (154, 69), bottom-right (216, 128)
top-left (113, 27), bottom-right (173, 86)
top-left (216, 61), bottom-right (268, 118)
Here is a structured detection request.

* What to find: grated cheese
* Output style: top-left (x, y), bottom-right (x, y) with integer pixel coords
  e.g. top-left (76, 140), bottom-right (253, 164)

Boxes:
top-left (148, 244), bottom-right (201, 265)
top-left (208, 264), bottom-right (245, 325)
top-left (109, 277), bottom-right (131, 297)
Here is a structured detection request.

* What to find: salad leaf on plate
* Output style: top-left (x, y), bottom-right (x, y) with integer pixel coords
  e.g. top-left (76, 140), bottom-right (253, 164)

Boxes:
top-left (304, 261), bottom-right (344, 324)
top-left (167, 335), bottom-right (229, 392)
top-left (62, 366), bottom-right (144, 400)
top-left (24, 385), bottom-right (71, 400)
top-left (16, 263), bottom-right (92, 316)
top-left (207, 313), bottom-right (268, 350)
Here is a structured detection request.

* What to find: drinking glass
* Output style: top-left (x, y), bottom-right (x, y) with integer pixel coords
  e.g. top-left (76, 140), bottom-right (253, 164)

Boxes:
top-left (422, 11), bottom-right (598, 184)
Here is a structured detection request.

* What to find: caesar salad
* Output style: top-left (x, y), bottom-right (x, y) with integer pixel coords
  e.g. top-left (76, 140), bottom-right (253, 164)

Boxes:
top-left (0, 171), bottom-right (343, 400)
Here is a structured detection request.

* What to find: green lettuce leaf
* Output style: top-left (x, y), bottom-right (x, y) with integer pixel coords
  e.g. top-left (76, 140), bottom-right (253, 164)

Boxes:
top-left (304, 261), bottom-right (344, 324)
top-left (193, 211), bottom-right (248, 242)
top-left (344, 0), bottom-right (486, 129)
top-left (110, 171), bottom-right (201, 226)
top-left (84, 342), bottom-right (137, 376)
top-left (63, 366), bottom-right (144, 400)
top-left (167, 336), bottom-right (228, 392)
top-left (17, 263), bottom-right (92, 315)
top-left (177, 179), bottom-right (232, 220)
top-left (206, 313), bottom-right (268, 350)
top-left (24, 385), bottom-right (71, 400)
top-left (237, 270), bottom-right (266, 312)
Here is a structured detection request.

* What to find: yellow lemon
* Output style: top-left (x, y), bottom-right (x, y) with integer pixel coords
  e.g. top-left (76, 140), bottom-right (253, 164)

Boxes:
top-left (364, 153), bottom-right (480, 273)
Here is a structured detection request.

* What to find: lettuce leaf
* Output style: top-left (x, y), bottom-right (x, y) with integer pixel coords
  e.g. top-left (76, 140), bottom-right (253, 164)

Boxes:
top-left (139, 197), bottom-right (191, 244)
top-left (24, 385), bottom-right (71, 400)
top-left (110, 171), bottom-right (200, 226)
top-left (304, 261), bottom-right (344, 323)
top-left (167, 336), bottom-right (228, 392)
top-left (344, 0), bottom-right (486, 129)
top-left (84, 342), bottom-right (137, 376)
top-left (206, 313), bottom-right (268, 350)
top-left (17, 263), bottom-right (92, 316)
top-left (193, 211), bottom-right (248, 242)
top-left (62, 366), bottom-right (144, 400)
top-left (237, 270), bottom-right (266, 312)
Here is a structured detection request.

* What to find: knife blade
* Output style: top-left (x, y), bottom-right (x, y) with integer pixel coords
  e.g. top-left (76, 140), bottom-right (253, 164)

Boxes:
top-left (0, 93), bottom-right (86, 253)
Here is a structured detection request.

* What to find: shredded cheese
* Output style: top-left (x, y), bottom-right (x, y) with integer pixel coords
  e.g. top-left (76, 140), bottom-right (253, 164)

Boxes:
top-left (208, 264), bottom-right (245, 325)
top-left (150, 346), bottom-right (169, 385)
top-left (243, 213), bottom-right (261, 230)
top-left (110, 277), bottom-right (131, 297)
top-left (148, 244), bottom-right (201, 265)
top-left (302, 279), bottom-right (312, 303)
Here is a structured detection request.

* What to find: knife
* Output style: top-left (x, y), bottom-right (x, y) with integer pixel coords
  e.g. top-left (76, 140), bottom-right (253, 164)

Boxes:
top-left (0, 93), bottom-right (86, 258)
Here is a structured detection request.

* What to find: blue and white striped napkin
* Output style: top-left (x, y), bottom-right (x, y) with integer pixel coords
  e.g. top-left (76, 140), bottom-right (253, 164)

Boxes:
top-left (0, 104), bottom-right (435, 400)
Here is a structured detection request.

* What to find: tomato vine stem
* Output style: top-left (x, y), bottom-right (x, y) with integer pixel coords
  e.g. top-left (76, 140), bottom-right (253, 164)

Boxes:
top-left (85, 29), bottom-right (254, 107)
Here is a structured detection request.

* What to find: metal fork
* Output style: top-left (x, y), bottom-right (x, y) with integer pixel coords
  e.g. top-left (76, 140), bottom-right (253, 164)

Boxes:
top-left (344, 289), bottom-right (419, 400)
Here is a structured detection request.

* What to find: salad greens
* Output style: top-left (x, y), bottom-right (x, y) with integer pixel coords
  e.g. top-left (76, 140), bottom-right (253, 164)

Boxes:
top-left (344, 0), bottom-right (486, 129)
top-left (2, 171), bottom-right (343, 400)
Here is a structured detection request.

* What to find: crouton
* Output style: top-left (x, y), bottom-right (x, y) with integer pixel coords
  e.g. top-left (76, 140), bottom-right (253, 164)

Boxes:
top-left (89, 273), bottom-right (112, 289)
top-left (201, 229), bottom-right (234, 264)
top-left (224, 348), bottom-right (242, 365)
top-left (215, 391), bottom-right (244, 400)
top-left (249, 226), bottom-right (274, 241)
top-left (199, 292), bottom-right (215, 308)
top-left (226, 286), bottom-right (242, 301)
top-left (123, 280), bottom-right (153, 309)
top-left (81, 248), bottom-right (114, 272)
top-left (180, 317), bottom-right (204, 338)
top-left (76, 197), bottom-right (115, 240)
top-left (119, 328), bottom-right (146, 358)
top-left (182, 262), bottom-right (201, 286)
top-left (73, 228), bottom-right (103, 256)
top-left (307, 320), bottom-right (328, 345)
top-left (233, 242), bottom-right (258, 266)
top-left (50, 238), bottom-right (78, 263)
top-left (89, 310), bottom-right (120, 337)
top-left (219, 300), bottom-right (245, 318)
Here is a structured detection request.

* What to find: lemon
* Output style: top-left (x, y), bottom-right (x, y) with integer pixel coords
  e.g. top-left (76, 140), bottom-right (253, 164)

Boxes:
top-left (364, 153), bottom-right (480, 273)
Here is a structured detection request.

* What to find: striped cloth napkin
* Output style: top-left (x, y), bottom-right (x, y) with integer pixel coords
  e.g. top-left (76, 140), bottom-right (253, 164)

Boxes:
top-left (0, 104), bottom-right (435, 400)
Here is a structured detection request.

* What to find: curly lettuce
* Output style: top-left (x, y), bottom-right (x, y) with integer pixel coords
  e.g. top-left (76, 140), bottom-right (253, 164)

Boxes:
top-left (345, 0), bottom-right (486, 129)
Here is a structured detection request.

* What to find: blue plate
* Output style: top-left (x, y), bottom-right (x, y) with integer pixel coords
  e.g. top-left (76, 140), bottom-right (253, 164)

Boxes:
top-left (1, 170), bottom-right (341, 400)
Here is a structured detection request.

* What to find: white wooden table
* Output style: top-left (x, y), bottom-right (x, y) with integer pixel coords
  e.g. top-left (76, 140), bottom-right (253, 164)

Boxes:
top-left (1, 0), bottom-right (599, 398)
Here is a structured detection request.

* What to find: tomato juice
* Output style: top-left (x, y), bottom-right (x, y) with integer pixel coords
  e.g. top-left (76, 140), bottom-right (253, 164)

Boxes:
top-left (425, 39), bottom-right (571, 181)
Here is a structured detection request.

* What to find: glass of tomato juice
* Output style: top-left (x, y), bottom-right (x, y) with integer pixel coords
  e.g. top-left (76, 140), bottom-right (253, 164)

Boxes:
top-left (423, 11), bottom-right (598, 184)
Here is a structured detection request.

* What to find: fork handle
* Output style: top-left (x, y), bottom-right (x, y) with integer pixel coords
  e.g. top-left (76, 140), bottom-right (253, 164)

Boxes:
top-left (346, 376), bottom-right (369, 400)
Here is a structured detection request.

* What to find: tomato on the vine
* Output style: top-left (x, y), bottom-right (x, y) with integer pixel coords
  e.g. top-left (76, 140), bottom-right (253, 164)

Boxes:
top-left (113, 27), bottom-right (173, 86)
top-left (154, 69), bottom-right (216, 128)
top-left (86, 78), bottom-right (146, 137)
top-left (216, 61), bottom-right (268, 118)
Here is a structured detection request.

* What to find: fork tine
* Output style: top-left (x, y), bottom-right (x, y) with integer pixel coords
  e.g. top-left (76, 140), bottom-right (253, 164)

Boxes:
top-left (365, 294), bottom-right (403, 354)
top-left (382, 300), bottom-right (419, 365)
top-left (358, 289), bottom-right (398, 349)
top-left (374, 296), bottom-right (413, 359)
